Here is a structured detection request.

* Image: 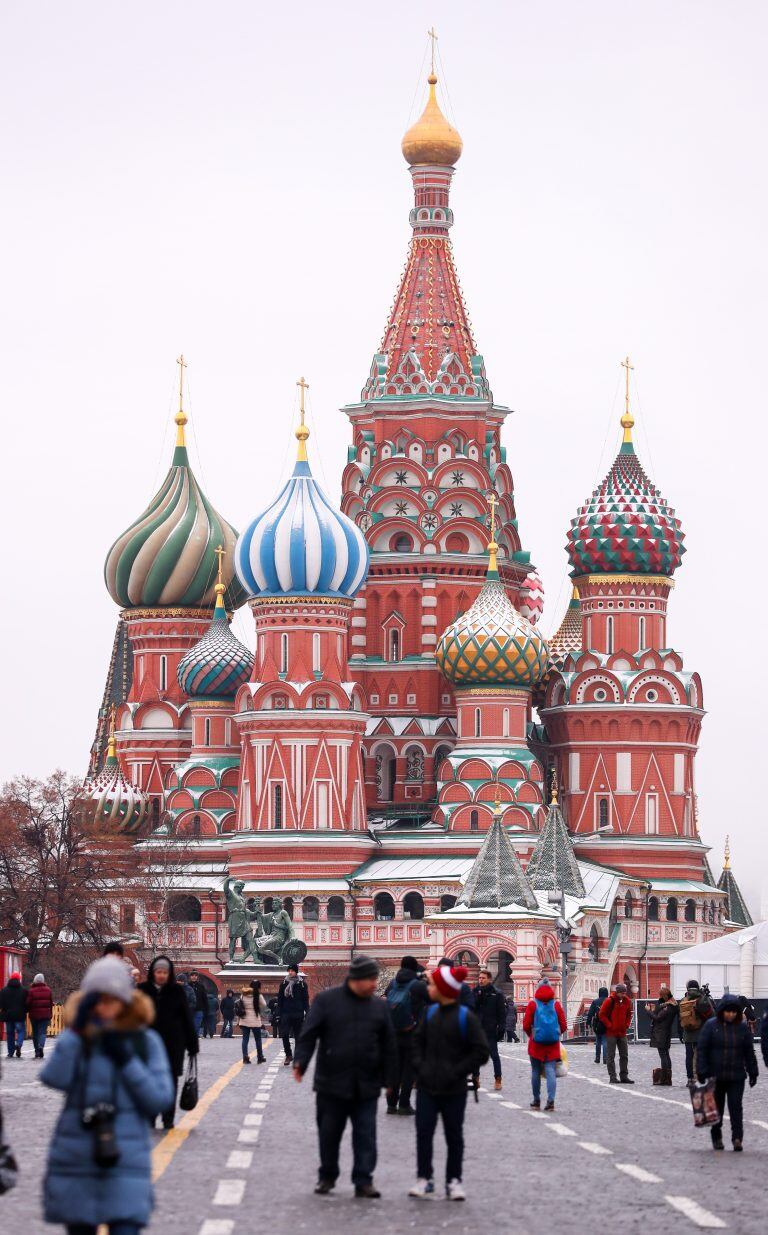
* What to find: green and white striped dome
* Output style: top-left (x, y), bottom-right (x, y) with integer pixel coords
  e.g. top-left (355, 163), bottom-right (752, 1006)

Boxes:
top-left (104, 430), bottom-right (247, 611)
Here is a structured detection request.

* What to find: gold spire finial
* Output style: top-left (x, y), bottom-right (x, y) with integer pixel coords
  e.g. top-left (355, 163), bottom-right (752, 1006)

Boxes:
top-left (175, 354), bottom-right (188, 447)
top-left (724, 835), bottom-right (731, 871)
top-left (493, 794), bottom-right (503, 821)
top-left (295, 376), bottom-right (310, 462)
top-left (551, 767), bottom-right (559, 805)
top-left (620, 355), bottom-right (634, 444)
top-left (487, 492), bottom-right (499, 574)
top-left (214, 543), bottom-right (226, 609)
top-left (428, 26), bottom-right (438, 79)
top-left (107, 704), bottom-right (117, 762)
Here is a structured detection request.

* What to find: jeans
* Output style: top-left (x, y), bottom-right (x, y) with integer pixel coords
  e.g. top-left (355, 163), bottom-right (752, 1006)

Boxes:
top-left (5, 1021), bottom-right (24, 1056)
top-left (606, 1035), bottom-right (629, 1081)
top-left (221, 1018), bottom-right (234, 1038)
top-left (316, 1093), bottom-right (377, 1186)
top-left (416, 1089), bottom-right (467, 1184)
top-left (487, 1036), bottom-right (502, 1080)
top-left (193, 1011), bottom-right (204, 1037)
top-left (242, 1025), bottom-right (264, 1060)
top-left (67, 1225), bottom-right (140, 1235)
top-left (712, 1077), bottom-right (745, 1143)
top-left (685, 1041), bottom-right (697, 1080)
top-left (282, 1018), bottom-right (303, 1058)
top-left (531, 1058), bottom-right (557, 1103)
top-left (31, 1019), bottom-right (49, 1055)
top-left (594, 1033), bottom-right (607, 1063)
top-left (390, 1030), bottom-right (414, 1109)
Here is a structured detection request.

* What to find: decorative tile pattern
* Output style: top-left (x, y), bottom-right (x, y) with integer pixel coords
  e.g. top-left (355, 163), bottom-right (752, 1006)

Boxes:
top-left (436, 577), bottom-right (549, 689)
top-left (456, 814), bottom-right (539, 910)
top-left (526, 799), bottom-right (585, 897)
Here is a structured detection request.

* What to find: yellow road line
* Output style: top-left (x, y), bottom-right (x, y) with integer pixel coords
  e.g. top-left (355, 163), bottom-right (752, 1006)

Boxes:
top-left (151, 1037), bottom-right (276, 1182)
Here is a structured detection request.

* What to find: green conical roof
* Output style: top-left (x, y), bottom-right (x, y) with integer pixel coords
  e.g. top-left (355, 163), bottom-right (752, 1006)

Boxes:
top-left (526, 795), bottom-right (585, 897)
top-left (457, 813), bottom-right (539, 911)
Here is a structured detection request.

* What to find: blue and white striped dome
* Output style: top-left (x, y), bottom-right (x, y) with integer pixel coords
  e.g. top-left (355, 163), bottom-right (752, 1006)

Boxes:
top-left (235, 457), bottom-right (369, 598)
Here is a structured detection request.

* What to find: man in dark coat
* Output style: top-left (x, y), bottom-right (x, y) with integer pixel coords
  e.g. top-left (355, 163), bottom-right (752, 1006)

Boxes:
top-left (409, 964), bottom-right (489, 1201)
top-left (188, 971), bottom-right (208, 1037)
top-left (220, 989), bottom-right (236, 1038)
top-left (384, 955), bottom-right (426, 1115)
top-left (586, 985), bottom-right (609, 1064)
top-left (293, 954), bottom-right (397, 1199)
top-left (697, 993), bottom-right (758, 1151)
top-left (472, 968), bottom-right (506, 1091)
top-left (504, 997), bottom-right (519, 1043)
top-left (0, 972), bottom-right (28, 1058)
top-left (139, 956), bottom-right (199, 1128)
top-left (277, 963), bottom-right (310, 1065)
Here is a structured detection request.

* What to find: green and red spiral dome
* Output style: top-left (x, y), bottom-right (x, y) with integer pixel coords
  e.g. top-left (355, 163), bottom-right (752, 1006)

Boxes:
top-left (566, 438), bottom-right (685, 578)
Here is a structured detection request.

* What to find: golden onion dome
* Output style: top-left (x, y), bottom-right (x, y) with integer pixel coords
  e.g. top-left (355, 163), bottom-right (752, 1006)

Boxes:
top-left (436, 575), bottom-right (550, 690)
top-left (402, 73), bottom-right (463, 167)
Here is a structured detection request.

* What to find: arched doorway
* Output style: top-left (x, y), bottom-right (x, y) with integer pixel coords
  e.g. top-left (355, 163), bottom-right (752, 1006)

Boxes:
top-left (375, 744), bottom-right (397, 802)
top-left (486, 949), bottom-right (515, 996)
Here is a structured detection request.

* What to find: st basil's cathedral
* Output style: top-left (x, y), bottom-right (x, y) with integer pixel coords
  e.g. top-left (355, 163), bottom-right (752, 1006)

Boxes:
top-left (87, 64), bottom-right (750, 1015)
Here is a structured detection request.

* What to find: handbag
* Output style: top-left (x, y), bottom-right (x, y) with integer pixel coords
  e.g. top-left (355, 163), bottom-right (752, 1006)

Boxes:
top-left (179, 1055), bottom-right (199, 1112)
top-left (690, 1078), bottom-right (719, 1127)
top-left (555, 1045), bottom-right (569, 1077)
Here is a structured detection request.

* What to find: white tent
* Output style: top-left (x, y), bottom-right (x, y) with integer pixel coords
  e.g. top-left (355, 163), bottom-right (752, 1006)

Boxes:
top-left (669, 921), bottom-right (768, 998)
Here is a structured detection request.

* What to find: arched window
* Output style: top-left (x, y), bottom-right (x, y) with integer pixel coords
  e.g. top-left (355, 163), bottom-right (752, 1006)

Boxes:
top-left (666, 896), bottom-right (678, 922)
top-left (204, 718), bottom-right (211, 747)
top-left (708, 901), bottom-right (716, 924)
top-left (302, 896), bottom-right (319, 922)
top-left (503, 708), bottom-right (510, 737)
top-left (445, 532), bottom-right (469, 553)
top-left (282, 896), bottom-right (294, 920)
top-left (159, 654), bottom-right (168, 691)
top-left (598, 797), bottom-right (609, 829)
top-left (474, 708), bottom-right (481, 737)
top-left (273, 783), bottom-right (283, 829)
top-left (440, 894), bottom-right (457, 912)
top-left (190, 813), bottom-right (201, 838)
top-left (313, 632), bottom-right (321, 674)
top-left (469, 809), bottom-right (479, 831)
top-left (327, 896), bottom-right (345, 921)
top-left (389, 629), bottom-right (400, 662)
top-left (374, 892), bottom-right (395, 921)
top-left (684, 898), bottom-right (696, 922)
top-left (588, 924), bottom-right (600, 960)
top-left (638, 616), bottom-right (646, 648)
top-left (624, 892), bottom-right (634, 919)
top-left (606, 616), bottom-right (614, 654)
top-left (393, 533), bottom-right (413, 553)
top-left (280, 633), bottom-right (288, 674)
top-left (647, 895), bottom-right (659, 921)
top-left (403, 891), bottom-right (424, 920)
top-left (167, 894), bottom-right (202, 923)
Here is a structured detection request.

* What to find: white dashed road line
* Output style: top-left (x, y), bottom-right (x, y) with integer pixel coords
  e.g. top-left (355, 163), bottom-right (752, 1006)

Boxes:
top-left (243, 1113), bottom-right (262, 1126)
top-left (664, 1196), bottom-right (727, 1229)
top-left (500, 1101), bottom-right (521, 1110)
top-left (615, 1163), bottom-right (662, 1183)
top-left (578, 1142), bottom-right (613, 1155)
top-left (213, 1180), bottom-right (246, 1206)
top-left (546, 1123), bottom-right (577, 1137)
top-left (199, 1222), bottom-right (235, 1235)
top-left (226, 1150), bottom-right (253, 1170)
top-left (237, 1128), bottom-right (260, 1144)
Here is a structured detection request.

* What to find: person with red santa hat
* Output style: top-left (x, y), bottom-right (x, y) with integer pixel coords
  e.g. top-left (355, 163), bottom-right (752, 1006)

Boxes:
top-left (409, 963), bottom-right (489, 1202)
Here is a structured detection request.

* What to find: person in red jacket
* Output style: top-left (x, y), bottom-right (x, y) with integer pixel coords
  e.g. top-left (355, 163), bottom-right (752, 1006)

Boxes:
top-left (28, 972), bottom-right (54, 1059)
top-left (599, 983), bottom-right (635, 1084)
top-left (522, 981), bottom-right (567, 1111)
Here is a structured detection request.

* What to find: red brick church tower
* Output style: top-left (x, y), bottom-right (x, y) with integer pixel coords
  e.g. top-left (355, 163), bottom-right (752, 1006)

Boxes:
top-left (340, 66), bottom-right (542, 813)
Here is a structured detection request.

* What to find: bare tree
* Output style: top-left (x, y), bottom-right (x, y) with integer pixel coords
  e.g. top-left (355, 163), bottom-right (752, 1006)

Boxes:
top-left (130, 835), bottom-right (198, 965)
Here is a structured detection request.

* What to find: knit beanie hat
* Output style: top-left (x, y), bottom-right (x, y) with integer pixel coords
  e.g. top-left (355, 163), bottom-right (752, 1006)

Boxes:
top-left (80, 956), bottom-right (133, 1005)
top-left (432, 964), bottom-right (468, 1000)
top-left (401, 955), bottom-right (424, 974)
top-left (348, 954), bottom-right (380, 981)
top-left (10, 972), bottom-right (21, 981)
top-left (33, 974), bottom-right (45, 984)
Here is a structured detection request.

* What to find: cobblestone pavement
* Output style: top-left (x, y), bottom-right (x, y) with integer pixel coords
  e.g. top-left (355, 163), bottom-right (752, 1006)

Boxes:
top-left (2, 1036), bottom-right (767, 1233)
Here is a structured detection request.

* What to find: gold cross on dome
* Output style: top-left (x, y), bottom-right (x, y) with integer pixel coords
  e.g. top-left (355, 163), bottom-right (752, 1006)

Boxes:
top-left (493, 795), bottom-right (503, 819)
top-left (296, 375), bottom-right (309, 424)
top-left (428, 27), bottom-right (438, 75)
top-left (175, 354), bottom-right (188, 445)
top-left (214, 543), bottom-right (225, 585)
top-left (295, 376), bottom-right (310, 461)
top-left (620, 355), bottom-right (635, 443)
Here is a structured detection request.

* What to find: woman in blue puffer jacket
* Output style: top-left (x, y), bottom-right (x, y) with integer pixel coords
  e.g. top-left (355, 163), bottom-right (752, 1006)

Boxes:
top-left (41, 956), bottom-right (174, 1234)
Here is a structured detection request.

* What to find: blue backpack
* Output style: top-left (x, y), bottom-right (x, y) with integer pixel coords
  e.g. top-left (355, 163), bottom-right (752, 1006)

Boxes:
top-left (386, 980), bottom-right (416, 1031)
top-left (427, 1003), bottom-right (468, 1038)
top-left (532, 998), bottom-right (560, 1044)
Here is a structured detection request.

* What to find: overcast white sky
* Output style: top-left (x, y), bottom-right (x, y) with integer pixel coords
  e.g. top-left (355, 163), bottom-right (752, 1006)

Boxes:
top-left (2, 2), bottom-right (766, 908)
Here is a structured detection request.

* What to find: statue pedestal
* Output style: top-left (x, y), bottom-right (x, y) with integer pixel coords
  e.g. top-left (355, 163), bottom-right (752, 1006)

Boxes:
top-left (216, 962), bottom-right (288, 982)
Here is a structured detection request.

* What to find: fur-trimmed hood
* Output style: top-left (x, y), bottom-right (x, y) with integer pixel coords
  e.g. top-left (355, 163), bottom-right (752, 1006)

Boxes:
top-left (63, 989), bottom-right (155, 1032)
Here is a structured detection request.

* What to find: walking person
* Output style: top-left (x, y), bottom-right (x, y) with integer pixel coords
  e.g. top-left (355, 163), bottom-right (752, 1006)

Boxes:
top-left (41, 955), bottom-right (174, 1234)
top-left (599, 983), bottom-right (634, 1084)
top-left (586, 986), bottom-right (609, 1064)
top-left (236, 981), bottom-right (266, 1064)
top-left (504, 997), bottom-right (519, 1044)
top-left (277, 964), bottom-right (309, 1066)
top-left (204, 991), bottom-right (219, 1038)
top-left (697, 993), bottom-right (758, 1152)
top-left (28, 973), bottom-right (54, 1059)
top-left (679, 979), bottom-right (714, 1085)
top-left (523, 979), bottom-right (567, 1111)
top-left (0, 971), bottom-right (28, 1059)
top-left (645, 985), bottom-right (677, 1085)
top-left (293, 955), bottom-right (396, 1199)
top-left (472, 968), bottom-right (506, 1091)
top-left (188, 972), bottom-right (208, 1038)
top-left (408, 963), bottom-right (489, 1201)
top-left (384, 955), bottom-right (427, 1115)
top-left (219, 990), bottom-right (235, 1038)
top-left (138, 956), bottom-right (198, 1130)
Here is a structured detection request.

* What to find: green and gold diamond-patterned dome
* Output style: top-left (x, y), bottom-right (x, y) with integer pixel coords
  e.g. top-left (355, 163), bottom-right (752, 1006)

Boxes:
top-left (104, 360), bottom-right (247, 611)
top-left (436, 529), bottom-right (550, 690)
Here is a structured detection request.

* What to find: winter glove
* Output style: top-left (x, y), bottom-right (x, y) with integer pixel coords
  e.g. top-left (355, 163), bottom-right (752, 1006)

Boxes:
top-left (73, 992), bottom-right (102, 1033)
top-left (100, 1032), bottom-right (133, 1067)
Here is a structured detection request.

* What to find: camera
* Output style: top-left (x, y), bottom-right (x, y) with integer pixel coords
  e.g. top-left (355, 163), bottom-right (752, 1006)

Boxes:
top-left (81, 1102), bottom-right (120, 1168)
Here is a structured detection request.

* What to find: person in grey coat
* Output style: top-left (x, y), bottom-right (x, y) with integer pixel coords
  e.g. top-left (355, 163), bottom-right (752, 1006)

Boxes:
top-left (41, 956), bottom-right (174, 1234)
